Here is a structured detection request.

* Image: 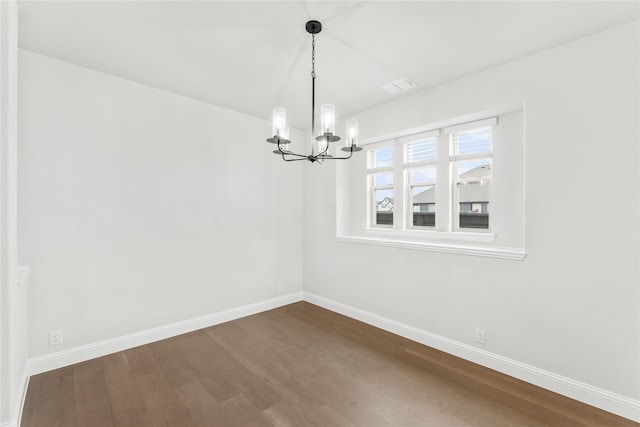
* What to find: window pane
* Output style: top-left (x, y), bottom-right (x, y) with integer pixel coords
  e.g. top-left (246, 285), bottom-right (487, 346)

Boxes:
top-left (370, 146), bottom-right (394, 168)
top-left (374, 188), bottom-right (394, 225)
top-left (452, 127), bottom-right (491, 155)
top-left (409, 166), bottom-right (437, 183)
top-left (374, 172), bottom-right (393, 186)
top-left (456, 160), bottom-right (491, 229)
top-left (456, 160), bottom-right (491, 181)
top-left (407, 138), bottom-right (437, 163)
top-left (411, 185), bottom-right (435, 226)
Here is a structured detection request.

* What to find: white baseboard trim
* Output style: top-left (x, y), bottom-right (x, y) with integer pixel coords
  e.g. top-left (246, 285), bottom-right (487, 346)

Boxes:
top-left (303, 291), bottom-right (640, 423)
top-left (1, 359), bottom-right (30, 427)
top-left (28, 292), bottom-right (303, 376)
top-left (15, 366), bottom-right (29, 427)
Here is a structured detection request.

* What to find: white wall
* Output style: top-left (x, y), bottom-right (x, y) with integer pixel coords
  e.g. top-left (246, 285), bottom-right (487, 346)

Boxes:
top-left (1, 2), bottom-right (27, 426)
top-left (304, 19), bottom-right (639, 407)
top-left (18, 50), bottom-right (304, 359)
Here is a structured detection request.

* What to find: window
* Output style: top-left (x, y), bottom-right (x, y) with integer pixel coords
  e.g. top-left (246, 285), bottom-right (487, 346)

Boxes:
top-left (367, 145), bottom-right (394, 226)
top-left (337, 112), bottom-right (524, 260)
top-left (404, 136), bottom-right (438, 228)
top-left (450, 127), bottom-right (492, 230)
top-left (364, 118), bottom-right (495, 233)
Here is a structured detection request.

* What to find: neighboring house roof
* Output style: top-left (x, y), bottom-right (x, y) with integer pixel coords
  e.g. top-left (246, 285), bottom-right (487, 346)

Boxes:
top-left (460, 164), bottom-right (490, 180)
top-left (377, 197), bottom-right (394, 211)
top-left (413, 187), bottom-right (435, 204)
top-left (413, 165), bottom-right (490, 204)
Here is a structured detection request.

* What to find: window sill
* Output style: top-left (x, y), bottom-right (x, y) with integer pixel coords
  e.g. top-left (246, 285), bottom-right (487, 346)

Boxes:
top-left (336, 233), bottom-right (526, 260)
top-left (364, 227), bottom-right (497, 243)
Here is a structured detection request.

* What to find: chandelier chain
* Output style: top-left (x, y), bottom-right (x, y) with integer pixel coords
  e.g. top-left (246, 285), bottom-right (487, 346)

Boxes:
top-left (311, 33), bottom-right (316, 155)
top-left (311, 34), bottom-right (316, 79)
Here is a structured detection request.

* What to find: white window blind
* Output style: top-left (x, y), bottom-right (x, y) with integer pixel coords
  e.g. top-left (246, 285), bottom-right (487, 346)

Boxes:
top-left (406, 137), bottom-right (437, 164)
top-left (368, 145), bottom-right (394, 170)
top-left (451, 127), bottom-right (492, 157)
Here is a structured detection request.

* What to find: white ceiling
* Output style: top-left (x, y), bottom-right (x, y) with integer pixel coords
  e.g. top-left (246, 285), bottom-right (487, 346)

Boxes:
top-left (17, 1), bottom-right (639, 130)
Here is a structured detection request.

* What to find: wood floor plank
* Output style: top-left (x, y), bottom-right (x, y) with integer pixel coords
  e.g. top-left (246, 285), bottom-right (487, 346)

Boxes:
top-left (19, 375), bottom-right (42, 427)
top-left (21, 302), bottom-right (639, 427)
top-left (31, 366), bottom-right (77, 427)
top-left (174, 380), bottom-right (231, 426)
top-left (124, 345), bottom-right (198, 426)
top-left (262, 400), bottom-right (316, 427)
top-left (100, 352), bottom-right (154, 427)
top-left (407, 342), bottom-right (627, 426)
top-left (262, 304), bottom-right (355, 359)
top-left (306, 405), bottom-right (356, 427)
top-left (233, 353), bottom-right (323, 417)
top-left (73, 359), bottom-right (115, 427)
top-left (312, 359), bottom-right (458, 427)
top-left (390, 346), bottom-right (585, 426)
top-left (212, 311), bottom-right (394, 425)
top-left (145, 332), bottom-right (211, 389)
top-left (202, 323), bottom-right (284, 411)
top-left (324, 341), bottom-right (534, 427)
top-left (234, 311), bottom-right (299, 351)
top-left (255, 341), bottom-right (397, 426)
top-left (219, 393), bottom-right (275, 427)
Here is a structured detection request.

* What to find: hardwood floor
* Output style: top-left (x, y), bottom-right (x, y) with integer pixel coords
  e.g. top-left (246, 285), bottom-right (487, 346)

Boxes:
top-left (21, 302), bottom-right (638, 427)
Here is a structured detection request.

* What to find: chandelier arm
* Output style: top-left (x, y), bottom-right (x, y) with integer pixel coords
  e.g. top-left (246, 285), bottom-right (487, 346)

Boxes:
top-left (282, 155), bottom-right (311, 162)
top-left (317, 146), bottom-right (328, 157)
top-left (318, 147), bottom-right (354, 160)
top-left (280, 150), bottom-right (308, 158)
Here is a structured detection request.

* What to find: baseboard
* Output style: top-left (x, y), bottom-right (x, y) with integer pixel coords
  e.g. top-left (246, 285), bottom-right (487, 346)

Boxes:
top-left (1, 355), bottom-right (30, 427)
top-left (303, 291), bottom-right (640, 423)
top-left (15, 366), bottom-right (29, 427)
top-left (28, 292), bottom-right (303, 376)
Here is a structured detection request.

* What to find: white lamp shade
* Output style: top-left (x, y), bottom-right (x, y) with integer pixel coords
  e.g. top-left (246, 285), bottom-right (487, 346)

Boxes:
top-left (272, 108), bottom-right (286, 137)
top-left (320, 104), bottom-right (335, 135)
top-left (346, 119), bottom-right (358, 147)
top-left (280, 126), bottom-right (290, 150)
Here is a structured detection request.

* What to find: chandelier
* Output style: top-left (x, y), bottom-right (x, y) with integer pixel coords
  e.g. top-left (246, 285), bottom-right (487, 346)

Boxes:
top-left (267, 20), bottom-right (362, 163)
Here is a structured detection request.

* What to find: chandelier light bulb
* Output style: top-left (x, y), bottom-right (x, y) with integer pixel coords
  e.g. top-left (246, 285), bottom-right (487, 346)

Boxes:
top-left (280, 126), bottom-right (290, 151)
top-left (272, 108), bottom-right (286, 137)
top-left (321, 104), bottom-right (335, 135)
top-left (346, 119), bottom-right (358, 147)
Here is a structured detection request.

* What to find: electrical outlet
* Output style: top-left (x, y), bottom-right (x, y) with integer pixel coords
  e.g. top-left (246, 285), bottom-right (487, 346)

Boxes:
top-left (277, 283), bottom-right (284, 293)
top-left (49, 329), bottom-right (63, 346)
top-left (475, 328), bottom-right (486, 344)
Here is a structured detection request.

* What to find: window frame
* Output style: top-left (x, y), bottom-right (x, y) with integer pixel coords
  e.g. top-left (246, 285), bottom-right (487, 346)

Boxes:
top-left (449, 127), bottom-right (493, 232)
top-left (367, 142), bottom-right (395, 229)
top-left (364, 118), bottom-right (496, 235)
top-left (340, 113), bottom-right (525, 261)
top-left (403, 133), bottom-right (439, 230)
